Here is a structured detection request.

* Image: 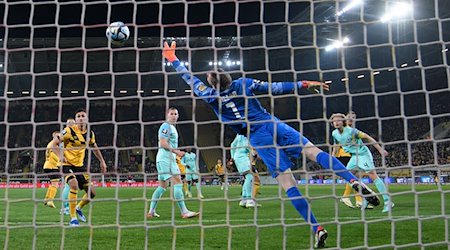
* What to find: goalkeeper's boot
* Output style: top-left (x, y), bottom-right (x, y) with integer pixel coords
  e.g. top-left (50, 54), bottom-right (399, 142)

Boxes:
top-left (382, 202), bottom-right (395, 213)
top-left (351, 181), bottom-right (380, 206)
top-left (69, 218), bottom-right (80, 227)
top-left (76, 208), bottom-right (87, 222)
top-left (181, 211), bottom-right (200, 219)
top-left (314, 226), bottom-right (328, 249)
top-left (340, 197), bottom-right (355, 208)
top-left (44, 201), bottom-right (56, 209)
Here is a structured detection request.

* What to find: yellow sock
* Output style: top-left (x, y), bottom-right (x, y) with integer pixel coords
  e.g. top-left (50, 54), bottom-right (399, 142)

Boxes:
top-left (69, 189), bottom-right (78, 218)
top-left (355, 191), bottom-right (363, 204)
top-left (44, 185), bottom-right (58, 201)
top-left (183, 182), bottom-right (188, 193)
top-left (77, 193), bottom-right (90, 210)
top-left (252, 183), bottom-right (260, 198)
top-left (343, 183), bottom-right (353, 197)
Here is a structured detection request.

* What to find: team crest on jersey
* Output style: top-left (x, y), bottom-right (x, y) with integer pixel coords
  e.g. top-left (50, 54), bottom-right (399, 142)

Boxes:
top-left (198, 84), bottom-right (207, 92)
top-left (162, 129), bottom-right (168, 135)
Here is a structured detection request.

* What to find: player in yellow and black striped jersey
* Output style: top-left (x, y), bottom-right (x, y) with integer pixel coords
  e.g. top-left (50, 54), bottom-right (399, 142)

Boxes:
top-left (214, 159), bottom-right (226, 190)
top-left (43, 131), bottom-right (63, 209)
top-left (50, 109), bottom-right (107, 226)
top-left (176, 156), bottom-right (190, 197)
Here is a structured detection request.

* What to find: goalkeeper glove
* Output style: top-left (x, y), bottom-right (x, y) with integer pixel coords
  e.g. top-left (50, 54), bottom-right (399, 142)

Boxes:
top-left (301, 80), bottom-right (330, 93)
top-left (162, 41), bottom-right (178, 63)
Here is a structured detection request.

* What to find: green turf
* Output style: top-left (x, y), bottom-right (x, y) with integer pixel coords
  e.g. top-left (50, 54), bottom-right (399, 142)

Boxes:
top-left (0, 184), bottom-right (449, 249)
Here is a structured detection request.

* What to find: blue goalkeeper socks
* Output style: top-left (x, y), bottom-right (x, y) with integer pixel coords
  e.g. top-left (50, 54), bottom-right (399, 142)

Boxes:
top-left (316, 152), bottom-right (356, 182)
top-left (149, 186), bottom-right (166, 213)
top-left (286, 187), bottom-right (319, 233)
top-left (174, 184), bottom-right (189, 214)
top-left (374, 178), bottom-right (389, 202)
top-left (62, 183), bottom-right (70, 209)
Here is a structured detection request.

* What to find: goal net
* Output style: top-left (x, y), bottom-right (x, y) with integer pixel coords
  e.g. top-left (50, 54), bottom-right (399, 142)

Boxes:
top-left (1, 0), bottom-right (449, 249)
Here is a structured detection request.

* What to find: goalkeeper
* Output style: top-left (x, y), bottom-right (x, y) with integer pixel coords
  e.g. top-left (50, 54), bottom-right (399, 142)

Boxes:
top-left (163, 41), bottom-right (382, 248)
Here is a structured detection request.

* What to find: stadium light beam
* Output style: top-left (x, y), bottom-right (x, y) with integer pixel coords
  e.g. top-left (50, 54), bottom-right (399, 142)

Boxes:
top-left (336, 0), bottom-right (363, 16)
top-left (381, 2), bottom-right (412, 22)
top-left (325, 37), bottom-right (351, 51)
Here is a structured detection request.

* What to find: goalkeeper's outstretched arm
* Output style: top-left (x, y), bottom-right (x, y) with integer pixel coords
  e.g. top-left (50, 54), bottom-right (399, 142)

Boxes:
top-left (162, 41), bottom-right (217, 103)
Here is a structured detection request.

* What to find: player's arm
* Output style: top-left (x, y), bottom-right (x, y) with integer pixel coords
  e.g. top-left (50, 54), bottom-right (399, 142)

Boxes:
top-left (162, 41), bottom-right (217, 103)
top-left (92, 143), bottom-right (107, 173)
top-left (51, 130), bottom-right (68, 163)
top-left (89, 131), bottom-right (107, 173)
top-left (159, 138), bottom-right (185, 158)
top-left (248, 78), bottom-right (329, 95)
top-left (356, 130), bottom-right (389, 157)
top-left (331, 135), bottom-right (339, 156)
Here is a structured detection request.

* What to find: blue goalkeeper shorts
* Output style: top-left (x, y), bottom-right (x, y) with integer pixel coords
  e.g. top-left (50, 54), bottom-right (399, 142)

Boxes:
top-left (249, 120), bottom-right (310, 178)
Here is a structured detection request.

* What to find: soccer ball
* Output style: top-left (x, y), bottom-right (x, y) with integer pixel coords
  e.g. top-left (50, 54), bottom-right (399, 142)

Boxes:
top-left (106, 21), bottom-right (130, 46)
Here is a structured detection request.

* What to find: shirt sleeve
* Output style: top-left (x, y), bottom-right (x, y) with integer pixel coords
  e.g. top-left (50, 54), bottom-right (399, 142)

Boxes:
top-left (248, 78), bottom-right (305, 95)
top-left (171, 60), bottom-right (217, 103)
top-left (158, 123), bottom-right (171, 140)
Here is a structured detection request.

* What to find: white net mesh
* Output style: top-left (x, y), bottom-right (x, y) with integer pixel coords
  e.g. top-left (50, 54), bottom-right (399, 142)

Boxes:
top-left (1, 0), bottom-right (450, 249)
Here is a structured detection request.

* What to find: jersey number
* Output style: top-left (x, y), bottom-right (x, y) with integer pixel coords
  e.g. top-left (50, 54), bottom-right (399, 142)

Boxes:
top-left (225, 101), bottom-right (242, 119)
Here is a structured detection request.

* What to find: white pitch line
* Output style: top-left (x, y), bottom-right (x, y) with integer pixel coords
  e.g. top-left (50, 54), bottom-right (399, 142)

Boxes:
top-left (1, 215), bottom-right (431, 226)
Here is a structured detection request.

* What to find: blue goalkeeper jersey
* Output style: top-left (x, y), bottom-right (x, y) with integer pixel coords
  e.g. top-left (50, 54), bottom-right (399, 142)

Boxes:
top-left (171, 60), bottom-right (305, 133)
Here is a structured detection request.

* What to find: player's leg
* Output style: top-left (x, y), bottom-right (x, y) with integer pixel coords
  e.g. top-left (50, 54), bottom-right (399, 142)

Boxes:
top-left (251, 123), bottom-right (328, 247)
top-left (75, 173), bottom-right (95, 223)
top-left (194, 175), bottom-right (204, 198)
top-left (148, 162), bottom-right (169, 218)
top-left (186, 174), bottom-right (193, 198)
top-left (169, 162), bottom-right (199, 218)
top-left (182, 175), bottom-right (189, 196)
top-left (252, 168), bottom-right (261, 198)
top-left (64, 167), bottom-right (80, 226)
top-left (62, 182), bottom-right (70, 215)
top-left (172, 174), bottom-right (200, 218)
top-left (365, 165), bottom-right (392, 213)
top-left (336, 157), bottom-right (355, 208)
top-left (235, 157), bottom-right (253, 207)
top-left (44, 169), bottom-right (59, 208)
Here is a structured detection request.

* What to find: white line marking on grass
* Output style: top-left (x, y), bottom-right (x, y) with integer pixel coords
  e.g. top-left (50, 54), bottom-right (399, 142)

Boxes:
top-left (1, 215), bottom-right (434, 226)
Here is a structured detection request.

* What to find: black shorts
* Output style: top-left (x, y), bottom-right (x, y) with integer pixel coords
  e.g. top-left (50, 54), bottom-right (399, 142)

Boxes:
top-left (44, 169), bottom-right (61, 181)
top-left (337, 156), bottom-right (351, 167)
top-left (181, 174), bottom-right (186, 180)
top-left (218, 175), bottom-right (225, 182)
top-left (63, 165), bottom-right (90, 190)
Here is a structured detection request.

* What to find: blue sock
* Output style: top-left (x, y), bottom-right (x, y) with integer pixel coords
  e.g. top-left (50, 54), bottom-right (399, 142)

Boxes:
top-left (174, 184), bottom-right (189, 214)
top-left (149, 186), bottom-right (166, 213)
top-left (316, 152), bottom-right (356, 182)
top-left (243, 173), bottom-right (253, 199)
top-left (62, 183), bottom-right (70, 209)
top-left (286, 187), bottom-right (319, 233)
top-left (374, 178), bottom-right (389, 202)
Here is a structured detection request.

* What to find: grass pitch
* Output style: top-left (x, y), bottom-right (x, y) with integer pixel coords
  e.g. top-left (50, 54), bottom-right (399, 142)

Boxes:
top-left (0, 184), bottom-right (449, 249)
